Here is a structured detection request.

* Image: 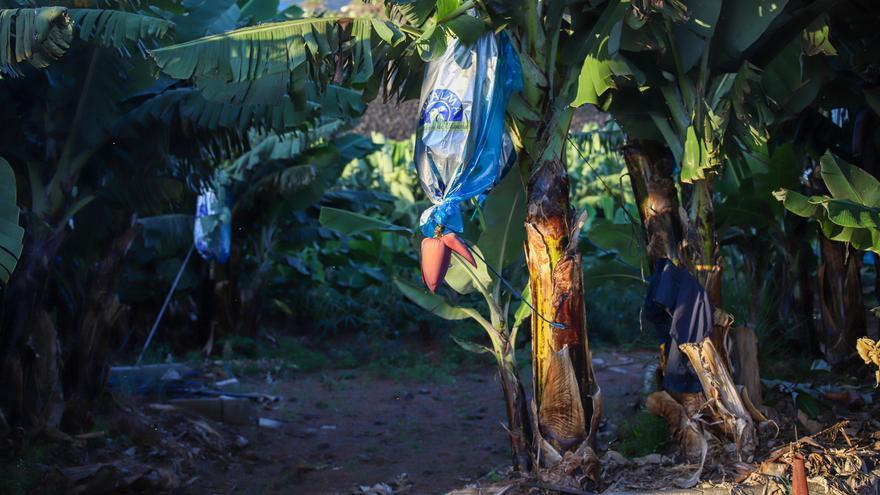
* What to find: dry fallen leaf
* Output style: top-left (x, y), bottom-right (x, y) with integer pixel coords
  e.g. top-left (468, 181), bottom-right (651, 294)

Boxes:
top-left (856, 338), bottom-right (880, 387)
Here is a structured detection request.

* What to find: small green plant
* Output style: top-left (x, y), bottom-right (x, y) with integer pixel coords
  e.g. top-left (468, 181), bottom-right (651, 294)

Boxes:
top-left (266, 339), bottom-right (328, 372)
top-left (184, 350), bottom-right (203, 363)
top-left (0, 437), bottom-right (48, 495)
top-left (482, 466), bottom-right (507, 483)
top-left (138, 342), bottom-right (173, 365)
top-left (221, 335), bottom-right (260, 358)
top-left (616, 410), bottom-right (670, 458)
top-left (367, 348), bottom-right (457, 383)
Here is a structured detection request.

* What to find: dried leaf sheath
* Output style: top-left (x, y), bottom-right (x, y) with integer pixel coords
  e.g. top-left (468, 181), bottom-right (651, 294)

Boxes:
top-left (678, 339), bottom-right (757, 461)
top-left (538, 346), bottom-right (586, 450)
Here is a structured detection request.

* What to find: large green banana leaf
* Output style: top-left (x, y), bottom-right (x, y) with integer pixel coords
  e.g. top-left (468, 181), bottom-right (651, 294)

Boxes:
top-left (151, 16), bottom-right (408, 116)
top-left (1, 7), bottom-right (173, 76)
top-left (0, 157), bottom-right (24, 284)
top-left (318, 207), bottom-right (412, 236)
top-left (226, 119), bottom-right (346, 179)
top-left (70, 9), bottom-right (173, 49)
top-left (774, 152), bottom-right (880, 253)
top-left (0, 7), bottom-right (73, 76)
top-left (476, 166), bottom-right (526, 271)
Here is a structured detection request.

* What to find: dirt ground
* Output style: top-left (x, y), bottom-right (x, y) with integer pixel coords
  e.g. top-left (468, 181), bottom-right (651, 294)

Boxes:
top-left (20, 346), bottom-right (879, 494)
top-left (195, 349), bottom-right (654, 495)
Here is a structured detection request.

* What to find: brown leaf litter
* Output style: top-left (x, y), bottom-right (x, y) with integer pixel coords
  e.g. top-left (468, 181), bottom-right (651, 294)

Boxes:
top-left (450, 418), bottom-right (879, 495)
top-left (30, 393), bottom-right (253, 494)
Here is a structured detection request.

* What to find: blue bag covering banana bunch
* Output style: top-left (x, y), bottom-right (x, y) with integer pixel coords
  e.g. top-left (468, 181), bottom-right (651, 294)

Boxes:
top-left (414, 32), bottom-right (522, 291)
top-left (194, 173), bottom-right (231, 264)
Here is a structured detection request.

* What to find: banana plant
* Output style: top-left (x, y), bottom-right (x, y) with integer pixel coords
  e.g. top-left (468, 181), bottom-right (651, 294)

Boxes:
top-left (152, 0), bottom-right (619, 470)
top-left (757, 3), bottom-right (880, 366)
top-left (774, 152), bottom-right (880, 254)
top-left (562, 0), bottom-right (848, 461)
top-left (0, 0), bottom-right (290, 434)
top-left (587, 1), bottom-right (821, 292)
top-left (197, 117), bottom-right (379, 339)
top-left (774, 152), bottom-right (879, 364)
top-left (321, 166), bottom-right (538, 470)
top-left (575, 0), bottom-right (842, 336)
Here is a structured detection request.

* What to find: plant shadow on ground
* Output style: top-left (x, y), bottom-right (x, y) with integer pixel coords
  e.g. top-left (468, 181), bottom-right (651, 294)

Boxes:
top-left (208, 324), bottom-right (493, 384)
top-left (364, 326), bottom-right (492, 383)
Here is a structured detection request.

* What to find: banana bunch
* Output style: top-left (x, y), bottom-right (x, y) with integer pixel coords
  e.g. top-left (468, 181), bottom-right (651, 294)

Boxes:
top-left (856, 337), bottom-right (880, 387)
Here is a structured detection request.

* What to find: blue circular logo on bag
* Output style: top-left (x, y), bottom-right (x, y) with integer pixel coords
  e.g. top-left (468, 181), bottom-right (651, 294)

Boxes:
top-left (421, 89), bottom-right (463, 125)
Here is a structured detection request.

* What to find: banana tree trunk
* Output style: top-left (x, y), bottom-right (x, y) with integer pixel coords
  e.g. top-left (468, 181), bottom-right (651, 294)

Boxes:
top-left (196, 259), bottom-right (216, 350)
top-left (212, 245), bottom-right (240, 344)
top-left (236, 252), bottom-right (273, 336)
top-left (622, 140), bottom-right (685, 267)
top-left (0, 227), bottom-right (67, 432)
top-left (61, 220), bottom-right (140, 433)
top-left (623, 140), bottom-right (726, 320)
top-left (525, 157), bottom-right (600, 459)
top-left (818, 236), bottom-right (866, 367)
top-left (623, 140), bottom-right (758, 459)
top-left (691, 179), bottom-right (723, 309)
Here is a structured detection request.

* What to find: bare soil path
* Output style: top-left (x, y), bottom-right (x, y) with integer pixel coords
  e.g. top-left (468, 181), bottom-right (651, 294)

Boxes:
top-left (200, 349), bottom-right (654, 495)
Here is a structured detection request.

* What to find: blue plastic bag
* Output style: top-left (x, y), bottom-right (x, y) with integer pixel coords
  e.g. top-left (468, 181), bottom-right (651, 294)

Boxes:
top-left (194, 174), bottom-right (231, 264)
top-left (415, 32), bottom-right (522, 237)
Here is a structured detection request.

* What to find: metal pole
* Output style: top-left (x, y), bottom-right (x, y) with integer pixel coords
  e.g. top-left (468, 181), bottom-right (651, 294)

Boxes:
top-left (136, 245), bottom-right (195, 365)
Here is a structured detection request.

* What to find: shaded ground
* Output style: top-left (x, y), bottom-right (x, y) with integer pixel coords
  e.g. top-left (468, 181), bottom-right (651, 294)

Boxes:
top-left (11, 346), bottom-right (879, 494)
top-left (2, 347), bottom-right (665, 495)
top-left (197, 349), bottom-right (652, 494)
top-left (205, 368), bottom-right (511, 494)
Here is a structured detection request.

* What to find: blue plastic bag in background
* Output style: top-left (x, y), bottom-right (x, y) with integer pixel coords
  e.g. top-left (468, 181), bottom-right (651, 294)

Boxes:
top-left (415, 32), bottom-right (523, 238)
top-left (194, 174), bottom-right (231, 263)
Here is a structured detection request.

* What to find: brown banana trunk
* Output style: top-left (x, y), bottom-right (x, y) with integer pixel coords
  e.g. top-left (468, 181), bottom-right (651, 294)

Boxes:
top-left (623, 140), bottom-right (759, 460)
top-left (622, 140), bottom-right (685, 268)
top-left (0, 227), bottom-right (67, 433)
top-left (817, 236), bottom-right (866, 367)
top-left (196, 259), bottom-right (216, 350)
top-left (61, 220), bottom-right (141, 433)
top-left (623, 140), bottom-right (685, 377)
top-left (525, 159), bottom-right (600, 458)
top-left (623, 140), bottom-right (727, 321)
top-left (212, 245), bottom-right (240, 343)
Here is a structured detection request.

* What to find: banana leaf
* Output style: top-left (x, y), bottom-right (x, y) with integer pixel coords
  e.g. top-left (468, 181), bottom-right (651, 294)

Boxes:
top-left (0, 158), bottom-right (23, 284)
